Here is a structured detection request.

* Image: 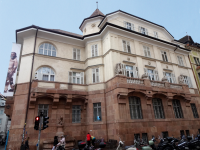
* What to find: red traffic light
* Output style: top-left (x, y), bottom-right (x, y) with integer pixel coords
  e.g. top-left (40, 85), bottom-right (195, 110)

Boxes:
top-left (36, 117), bottom-right (39, 121)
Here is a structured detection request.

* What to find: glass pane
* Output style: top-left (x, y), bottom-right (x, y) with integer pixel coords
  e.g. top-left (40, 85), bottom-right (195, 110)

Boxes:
top-left (73, 77), bottom-right (76, 83)
top-left (44, 50), bottom-right (47, 55)
top-left (48, 50), bottom-right (51, 56)
top-left (50, 75), bottom-right (54, 81)
top-left (39, 49), bottom-right (43, 54)
top-left (48, 44), bottom-right (52, 50)
top-left (45, 43), bottom-right (48, 49)
top-left (77, 78), bottom-right (80, 84)
top-left (42, 75), bottom-right (49, 81)
top-left (52, 51), bottom-right (56, 57)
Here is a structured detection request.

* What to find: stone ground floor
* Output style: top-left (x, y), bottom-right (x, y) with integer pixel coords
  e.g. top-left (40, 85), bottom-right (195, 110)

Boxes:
top-left (5, 76), bottom-right (200, 149)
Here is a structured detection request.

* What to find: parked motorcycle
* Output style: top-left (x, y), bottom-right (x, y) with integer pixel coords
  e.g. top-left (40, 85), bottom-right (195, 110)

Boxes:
top-left (116, 136), bottom-right (138, 150)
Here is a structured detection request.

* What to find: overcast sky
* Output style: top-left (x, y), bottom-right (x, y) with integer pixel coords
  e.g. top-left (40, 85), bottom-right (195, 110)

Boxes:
top-left (0, 0), bottom-right (200, 95)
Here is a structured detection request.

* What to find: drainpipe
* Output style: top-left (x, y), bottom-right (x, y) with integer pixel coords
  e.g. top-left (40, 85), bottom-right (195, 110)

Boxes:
top-left (174, 45), bottom-right (178, 52)
top-left (22, 26), bottom-right (39, 143)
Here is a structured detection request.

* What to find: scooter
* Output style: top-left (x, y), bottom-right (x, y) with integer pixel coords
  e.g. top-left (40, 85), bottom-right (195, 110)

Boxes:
top-left (116, 137), bottom-right (138, 150)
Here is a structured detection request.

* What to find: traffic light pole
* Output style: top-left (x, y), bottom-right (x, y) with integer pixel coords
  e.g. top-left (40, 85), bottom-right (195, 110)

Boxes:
top-left (37, 114), bottom-right (43, 150)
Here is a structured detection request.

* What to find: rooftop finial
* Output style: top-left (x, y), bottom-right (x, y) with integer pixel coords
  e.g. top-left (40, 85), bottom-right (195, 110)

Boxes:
top-left (96, 1), bottom-right (98, 9)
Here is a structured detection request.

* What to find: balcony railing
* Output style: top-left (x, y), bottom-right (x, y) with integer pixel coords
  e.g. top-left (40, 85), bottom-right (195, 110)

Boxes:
top-left (151, 81), bottom-right (165, 87)
top-left (127, 77), bottom-right (144, 85)
top-left (170, 83), bottom-right (183, 89)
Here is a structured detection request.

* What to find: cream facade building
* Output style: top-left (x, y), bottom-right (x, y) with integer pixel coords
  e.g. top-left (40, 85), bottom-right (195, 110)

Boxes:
top-left (6, 9), bottom-right (200, 149)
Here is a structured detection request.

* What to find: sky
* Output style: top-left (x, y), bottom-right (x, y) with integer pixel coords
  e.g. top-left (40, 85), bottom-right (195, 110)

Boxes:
top-left (0, 0), bottom-right (200, 95)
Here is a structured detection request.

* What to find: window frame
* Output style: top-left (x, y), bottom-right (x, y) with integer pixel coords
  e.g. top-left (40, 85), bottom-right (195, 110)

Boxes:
top-left (177, 56), bottom-right (184, 66)
top-left (172, 99), bottom-right (183, 119)
top-left (69, 72), bottom-right (84, 84)
top-left (72, 105), bottom-right (81, 123)
top-left (144, 68), bottom-right (159, 81)
top-left (93, 103), bottom-right (101, 122)
top-left (92, 68), bottom-right (100, 83)
top-left (194, 57), bottom-right (200, 65)
top-left (38, 43), bottom-right (56, 57)
top-left (124, 21), bottom-right (134, 31)
top-left (163, 72), bottom-right (176, 83)
top-left (122, 40), bottom-right (131, 53)
top-left (91, 44), bottom-right (98, 57)
top-left (191, 103), bottom-right (199, 118)
top-left (152, 98), bottom-right (165, 119)
top-left (161, 51), bottom-right (168, 62)
top-left (0, 110), bottom-right (3, 115)
top-left (129, 96), bottom-right (143, 119)
top-left (182, 75), bottom-right (193, 88)
top-left (73, 48), bottom-right (81, 60)
top-left (143, 46), bottom-right (151, 58)
top-left (125, 65), bottom-right (139, 78)
top-left (38, 104), bottom-right (49, 117)
top-left (36, 67), bottom-right (55, 81)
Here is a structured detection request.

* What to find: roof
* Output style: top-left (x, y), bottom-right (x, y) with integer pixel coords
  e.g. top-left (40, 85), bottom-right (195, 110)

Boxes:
top-left (16, 23), bottom-right (190, 53)
top-left (178, 35), bottom-right (194, 44)
top-left (90, 9), bottom-right (104, 17)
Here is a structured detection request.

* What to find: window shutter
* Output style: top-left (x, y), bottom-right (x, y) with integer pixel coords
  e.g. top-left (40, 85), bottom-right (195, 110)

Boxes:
top-left (144, 68), bottom-right (148, 76)
top-left (138, 26), bottom-right (141, 32)
top-left (73, 49), bottom-right (76, 60)
top-left (172, 73), bottom-right (176, 83)
top-left (92, 69), bottom-right (95, 83)
top-left (154, 70), bottom-right (159, 81)
top-left (131, 24), bottom-right (134, 31)
top-left (95, 45), bottom-right (98, 56)
top-left (96, 68), bottom-right (99, 82)
top-left (69, 71), bottom-right (73, 83)
top-left (124, 21), bottom-right (126, 28)
top-left (133, 66), bottom-right (139, 78)
top-left (145, 28), bottom-right (148, 35)
top-left (92, 45), bottom-right (95, 57)
top-left (123, 40), bottom-right (127, 52)
top-left (187, 77), bottom-right (193, 88)
top-left (122, 64), bottom-right (126, 75)
top-left (127, 41), bottom-right (131, 53)
top-left (77, 49), bottom-right (80, 60)
top-left (143, 46), bottom-right (147, 57)
top-left (81, 72), bottom-right (84, 84)
top-left (147, 47), bottom-right (151, 57)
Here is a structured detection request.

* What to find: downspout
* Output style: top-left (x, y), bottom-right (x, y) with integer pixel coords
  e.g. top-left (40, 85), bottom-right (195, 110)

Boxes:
top-left (22, 27), bottom-right (39, 143)
top-left (104, 91), bottom-right (109, 142)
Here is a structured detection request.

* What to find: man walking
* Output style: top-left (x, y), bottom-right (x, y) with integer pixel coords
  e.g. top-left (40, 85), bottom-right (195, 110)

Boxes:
top-left (86, 133), bottom-right (91, 148)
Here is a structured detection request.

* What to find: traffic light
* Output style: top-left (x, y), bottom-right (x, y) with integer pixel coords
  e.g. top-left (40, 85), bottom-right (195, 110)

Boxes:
top-left (34, 116), bottom-right (40, 130)
top-left (42, 116), bottom-right (49, 130)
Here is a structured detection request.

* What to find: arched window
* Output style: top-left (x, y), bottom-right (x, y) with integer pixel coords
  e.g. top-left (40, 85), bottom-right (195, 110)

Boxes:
top-left (35, 67), bottom-right (55, 81)
top-left (172, 99), bottom-right (183, 118)
top-left (38, 43), bottom-right (56, 57)
top-left (129, 96), bottom-right (143, 119)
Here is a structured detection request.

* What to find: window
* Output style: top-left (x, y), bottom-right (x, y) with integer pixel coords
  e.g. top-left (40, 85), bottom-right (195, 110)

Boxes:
top-left (161, 51), bottom-right (168, 62)
top-left (0, 110), bottom-right (3, 115)
top-left (163, 72), bottom-right (176, 83)
top-left (69, 72), bottom-right (84, 84)
top-left (152, 98), bottom-right (165, 119)
top-left (129, 97), bottom-right (143, 119)
top-left (144, 68), bottom-right (159, 81)
top-left (0, 119), bottom-right (2, 125)
top-left (177, 56), bottom-right (184, 66)
top-left (142, 133), bottom-right (148, 144)
top-left (143, 46), bottom-right (151, 57)
top-left (92, 45), bottom-right (98, 57)
top-left (122, 40), bottom-right (131, 53)
top-left (194, 57), bottom-right (200, 65)
top-left (191, 103), bottom-right (199, 118)
top-left (186, 130), bottom-right (190, 136)
top-left (38, 104), bottom-right (49, 117)
top-left (92, 68), bottom-right (100, 83)
top-left (72, 105), bottom-right (81, 123)
top-left (125, 66), bottom-right (139, 78)
top-left (182, 75), bottom-right (193, 88)
top-left (38, 43), bottom-right (56, 57)
top-left (162, 132), bottom-right (168, 138)
top-left (172, 100), bottom-right (183, 118)
top-left (134, 134), bottom-right (140, 141)
top-left (154, 31), bottom-right (158, 38)
top-left (73, 48), bottom-right (80, 60)
top-left (180, 130), bottom-right (185, 138)
top-left (198, 73), bottom-right (200, 80)
top-left (124, 22), bottom-right (134, 31)
top-left (35, 67), bottom-right (55, 81)
top-left (93, 103), bottom-right (101, 121)
top-left (139, 26), bottom-right (148, 35)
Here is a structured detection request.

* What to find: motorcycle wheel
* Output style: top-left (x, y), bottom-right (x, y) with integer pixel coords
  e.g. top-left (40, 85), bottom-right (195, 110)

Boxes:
top-left (163, 147), bottom-right (172, 150)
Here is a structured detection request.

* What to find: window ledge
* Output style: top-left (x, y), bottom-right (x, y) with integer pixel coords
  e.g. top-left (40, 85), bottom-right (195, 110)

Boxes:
top-left (163, 68), bottom-right (173, 72)
top-left (145, 65), bottom-right (156, 69)
top-left (123, 61), bottom-right (135, 65)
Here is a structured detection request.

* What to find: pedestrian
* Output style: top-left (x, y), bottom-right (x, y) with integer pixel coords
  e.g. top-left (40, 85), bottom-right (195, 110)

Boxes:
top-left (57, 135), bottom-right (65, 149)
top-left (91, 135), bottom-right (95, 147)
top-left (86, 133), bottom-right (91, 147)
top-left (52, 136), bottom-right (58, 150)
top-left (25, 137), bottom-right (29, 150)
